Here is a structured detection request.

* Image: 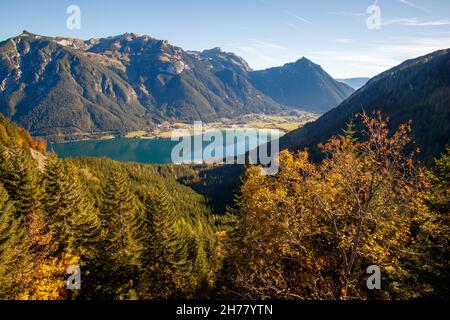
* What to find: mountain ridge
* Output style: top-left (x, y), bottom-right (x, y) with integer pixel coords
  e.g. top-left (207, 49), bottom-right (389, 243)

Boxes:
top-left (249, 57), bottom-right (355, 113)
top-left (0, 32), bottom-right (285, 139)
top-left (280, 48), bottom-right (450, 162)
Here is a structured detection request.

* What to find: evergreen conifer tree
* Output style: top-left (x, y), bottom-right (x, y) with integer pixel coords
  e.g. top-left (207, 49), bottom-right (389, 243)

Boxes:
top-left (2, 148), bottom-right (42, 220)
top-left (43, 158), bottom-right (102, 253)
top-left (101, 169), bottom-right (143, 260)
top-left (0, 183), bottom-right (20, 299)
top-left (99, 169), bottom-right (143, 298)
top-left (143, 186), bottom-right (193, 298)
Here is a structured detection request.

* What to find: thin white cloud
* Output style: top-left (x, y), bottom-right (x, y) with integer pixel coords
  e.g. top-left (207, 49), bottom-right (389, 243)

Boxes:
top-left (233, 39), bottom-right (289, 69)
top-left (235, 34), bottom-right (450, 76)
top-left (235, 45), bottom-right (282, 66)
top-left (399, 0), bottom-right (430, 13)
top-left (408, 19), bottom-right (450, 26)
top-left (285, 11), bottom-right (313, 24)
top-left (373, 37), bottom-right (450, 56)
top-left (329, 11), bottom-right (365, 17)
top-left (383, 17), bottom-right (450, 26)
top-left (293, 15), bottom-right (312, 25)
top-left (285, 22), bottom-right (301, 30)
top-left (307, 36), bottom-right (450, 78)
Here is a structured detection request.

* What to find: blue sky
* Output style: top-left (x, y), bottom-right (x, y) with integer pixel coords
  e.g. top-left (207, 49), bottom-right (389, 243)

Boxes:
top-left (1, 0), bottom-right (450, 78)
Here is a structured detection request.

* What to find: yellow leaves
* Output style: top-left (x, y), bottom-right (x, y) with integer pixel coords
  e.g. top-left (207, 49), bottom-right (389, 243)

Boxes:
top-left (0, 124), bottom-right (8, 143)
top-left (64, 253), bottom-right (80, 269)
top-left (234, 111), bottom-right (429, 299)
top-left (385, 266), bottom-right (396, 274)
top-left (215, 230), bottom-right (227, 239)
top-left (15, 253), bottom-right (80, 300)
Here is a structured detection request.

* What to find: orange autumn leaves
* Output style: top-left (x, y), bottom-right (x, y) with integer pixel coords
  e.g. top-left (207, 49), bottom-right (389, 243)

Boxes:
top-left (0, 123), bottom-right (46, 153)
top-left (18, 127), bottom-right (47, 153)
top-left (231, 112), bottom-right (434, 300)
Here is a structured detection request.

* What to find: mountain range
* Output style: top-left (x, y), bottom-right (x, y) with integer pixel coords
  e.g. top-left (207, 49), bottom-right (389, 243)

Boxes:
top-left (0, 31), bottom-right (353, 140)
top-left (281, 49), bottom-right (450, 162)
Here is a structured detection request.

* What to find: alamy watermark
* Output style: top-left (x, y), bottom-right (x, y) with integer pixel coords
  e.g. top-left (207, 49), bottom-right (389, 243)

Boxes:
top-left (366, 265), bottom-right (381, 290)
top-left (367, 1), bottom-right (381, 30)
top-left (66, 5), bottom-right (81, 30)
top-left (66, 265), bottom-right (81, 290)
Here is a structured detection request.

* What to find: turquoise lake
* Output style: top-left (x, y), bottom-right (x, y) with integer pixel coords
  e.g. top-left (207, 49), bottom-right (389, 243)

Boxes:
top-left (50, 130), bottom-right (282, 165)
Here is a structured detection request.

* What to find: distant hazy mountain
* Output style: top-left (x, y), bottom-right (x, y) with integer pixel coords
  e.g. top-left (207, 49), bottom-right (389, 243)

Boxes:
top-left (281, 49), bottom-right (450, 162)
top-left (249, 58), bottom-right (355, 113)
top-left (337, 77), bottom-right (370, 90)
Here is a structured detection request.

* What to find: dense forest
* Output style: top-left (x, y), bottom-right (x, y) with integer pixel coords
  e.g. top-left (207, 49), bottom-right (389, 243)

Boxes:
top-left (0, 113), bottom-right (238, 299)
top-left (0, 112), bottom-right (448, 299)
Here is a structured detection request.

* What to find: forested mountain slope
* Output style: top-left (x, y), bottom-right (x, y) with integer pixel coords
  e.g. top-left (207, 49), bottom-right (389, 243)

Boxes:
top-left (0, 32), bottom-right (283, 139)
top-left (0, 112), bottom-right (234, 299)
top-left (249, 57), bottom-right (355, 113)
top-left (281, 49), bottom-right (450, 162)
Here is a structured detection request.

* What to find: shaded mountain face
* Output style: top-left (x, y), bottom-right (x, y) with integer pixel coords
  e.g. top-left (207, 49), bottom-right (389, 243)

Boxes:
top-left (337, 77), bottom-right (370, 90)
top-left (249, 58), bottom-right (355, 113)
top-left (86, 34), bottom-right (284, 121)
top-left (0, 32), bottom-right (283, 139)
top-left (0, 32), bottom-right (148, 138)
top-left (281, 49), bottom-right (450, 162)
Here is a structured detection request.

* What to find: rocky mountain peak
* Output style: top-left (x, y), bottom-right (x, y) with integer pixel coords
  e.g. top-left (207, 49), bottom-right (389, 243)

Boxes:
top-left (20, 30), bottom-right (33, 36)
top-left (292, 57), bottom-right (317, 68)
top-left (202, 47), bottom-right (223, 55)
top-left (200, 47), bottom-right (252, 73)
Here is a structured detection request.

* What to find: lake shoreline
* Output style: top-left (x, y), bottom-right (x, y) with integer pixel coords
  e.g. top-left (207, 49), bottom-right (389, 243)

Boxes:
top-left (47, 126), bottom-right (287, 146)
top-left (49, 128), bottom-right (285, 165)
top-left (44, 112), bottom-right (319, 145)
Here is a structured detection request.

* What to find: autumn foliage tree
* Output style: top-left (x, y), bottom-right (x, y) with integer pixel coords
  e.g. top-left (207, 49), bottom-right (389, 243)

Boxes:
top-left (228, 112), bottom-right (445, 300)
top-left (0, 147), bottom-right (78, 300)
